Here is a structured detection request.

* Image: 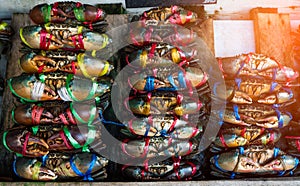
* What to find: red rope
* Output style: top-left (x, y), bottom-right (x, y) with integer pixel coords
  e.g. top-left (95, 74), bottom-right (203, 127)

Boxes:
top-left (59, 113), bottom-right (69, 125)
top-left (128, 119), bottom-right (137, 135)
top-left (71, 61), bottom-right (77, 74)
top-left (40, 29), bottom-right (52, 50)
top-left (66, 108), bottom-right (76, 125)
top-left (32, 106), bottom-right (44, 125)
top-left (140, 137), bottom-right (150, 158)
top-left (59, 130), bottom-right (73, 149)
top-left (22, 132), bottom-right (31, 156)
top-left (219, 133), bottom-right (228, 148)
top-left (38, 64), bottom-right (45, 73)
top-left (52, 2), bottom-right (59, 16)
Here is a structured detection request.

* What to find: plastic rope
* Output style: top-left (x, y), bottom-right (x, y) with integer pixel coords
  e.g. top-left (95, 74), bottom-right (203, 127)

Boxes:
top-left (70, 102), bottom-right (96, 125)
top-left (70, 153), bottom-right (96, 181)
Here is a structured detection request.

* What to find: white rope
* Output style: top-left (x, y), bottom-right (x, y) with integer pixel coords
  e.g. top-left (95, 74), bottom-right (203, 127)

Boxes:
top-left (57, 87), bottom-right (73, 101)
top-left (32, 81), bottom-right (45, 100)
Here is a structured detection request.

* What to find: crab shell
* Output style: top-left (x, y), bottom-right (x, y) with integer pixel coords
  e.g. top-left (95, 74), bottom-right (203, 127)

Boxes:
top-left (46, 125), bottom-right (102, 151)
top-left (127, 43), bottom-right (197, 68)
top-left (211, 150), bottom-right (298, 174)
top-left (138, 5), bottom-right (198, 26)
top-left (3, 127), bottom-right (49, 157)
top-left (53, 153), bottom-right (108, 179)
top-left (214, 80), bottom-right (294, 104)
top-left (19, 52), bottom-right (113, 78)
top-left (131, 66), bottom-right (207, 92)
top-left (13, 101), bottom-right (99, 126)
top-left (8, 73), bottom-right (58, 101)
top-left (122, 158), bottom-right (200, 180)
top-left (125, 116), bottom-right (200, 138)
top-left (8, 73), bottom-right (111, 102)
top-left (19, 25), bottom-right (111, 51)
top-left (14, 158), bottom-right (57, 181)
top-left (122, 137), bottom-right (196, 158)
top-left (213, 130), bottom-right (281, 149)
top-left (128, 95), bottom-right (202, 116)
top-left (218, 53), bottom-right (298, 82)
top-left (223, 109), bottom-right (292, 128)
top-left (29, 2), bottom-right (106, 24)
top-left (130, 25), bottom-right (198, 47)
top-left (14, 153), bottom-right (108, 181)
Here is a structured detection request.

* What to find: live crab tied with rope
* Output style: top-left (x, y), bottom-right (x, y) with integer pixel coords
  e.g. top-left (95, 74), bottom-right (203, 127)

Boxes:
top-left (19, 50), bottom-right (114, 80)
top-left (119, 48), bottom-right (211, 154)
top-left (2, 1), bottom-right (113, 181)
top-left (2, 123), bottom-right (106, 158)
top-left (208, 53), bottom-right (300, 178)
top-left (13, 152), bottom-right (108, 181)
top-left (109, 5), bottom-right (214, 181)
top-left (8, 72), bottom-right (112, 102)
top-left (20, 23), bottom-right (111, 51)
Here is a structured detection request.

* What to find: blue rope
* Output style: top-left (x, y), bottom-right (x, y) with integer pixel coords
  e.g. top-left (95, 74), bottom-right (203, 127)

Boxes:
top-left (235, 78), bottom-right (241, 89)
top-left (213, 155), bottom-right (236, 179)
top-left (70, 154), bottom-right (97, 181)
top-left (42, 154), bottom-right (48, 166)
top-left (270, 82), bottom-right (277, 92)
top-left (98, 110), bottom-right (125, 127)
top-left (275, 109), bottom-right (283, 128)
top-left (235, 60), bottom-right (245, 77)
top-left (274, 147), bottom-right (279, 158)
top-left (233, 104), bottom-right (240, 120)
top-left (278, 156), bottom-right (286, 176)
top-left (178, 71), bottom-right (187, 89)
top-left (13, 158), bottom-right (21, 178)
top-left (160, 129), bottom-right (168, 137)
top-left (219, 111), bottom-right (224, 126)
top-left (144, 124), bottom-right (150, 137)
top-left (239, 146), bottom-right (244, 155)
top-left (145, 76), bottom-right (155, 91)
top-left (168, 75), bottom-right (177, 89)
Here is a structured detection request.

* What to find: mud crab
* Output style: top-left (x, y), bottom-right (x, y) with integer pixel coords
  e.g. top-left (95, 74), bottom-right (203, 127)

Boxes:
top-left (8, 73), bottom-right (112, 102)
top-left (213, 79), bottom-right (294, 105)
top-left (19, 51), bottom-right (114, 79)
top-left (210, 125), bottom-right (282, 153)
top-left (129, 65), bottom-right (207, 94)
top-left (3, 125), bottom-right (104, 157)
top-left (121, 115), bottom-right (201, 139)
top-left (13, 152), bottom-right (108, 181)
top-left (29, 2), bottom-right (106, 25)
top-left (217, 53), bottom-right (298, 83)
top-left (210, 145), bottom-right (299, 178)
top-left (221, 104), bottom-right (292, 128)
top-left (122, 156), bottom-right (202, 180)
top-left (12, 101), bottom-right (100, 126)
top-left (126, 92), bottom-right (202, 116)
top-left (125, 43), bottom-right (197, 68)
top-left (20, 24), bottom-right (111, 50)
top-left (121, 137), bottom-right (198, 159)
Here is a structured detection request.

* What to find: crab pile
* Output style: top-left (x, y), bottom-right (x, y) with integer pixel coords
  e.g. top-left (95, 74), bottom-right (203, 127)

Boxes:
top-left (209, 53), bottom-right (300, 178)
top-left (0, 19), bottom-right (13, 94)
top-left (273, 23), bottom-right (300, 168)
top-left (3, 1), bottom-right (114, 181)
top-left (106, 5), bottom-right (212, 180)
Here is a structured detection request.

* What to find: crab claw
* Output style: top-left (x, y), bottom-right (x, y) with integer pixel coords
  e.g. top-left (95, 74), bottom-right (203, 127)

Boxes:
top-left (4, 128), bottom-right (49, 157)
top-left (262, 155), bottom-right (299, 172)
top-left (14, 158), bottom-right (57, 181)
top-left (8, 74), bottom-right (59, 101)
top-left (19, 52), bottom-right (58, 74)
top-left (211, 151), bottom-right (260, 173)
